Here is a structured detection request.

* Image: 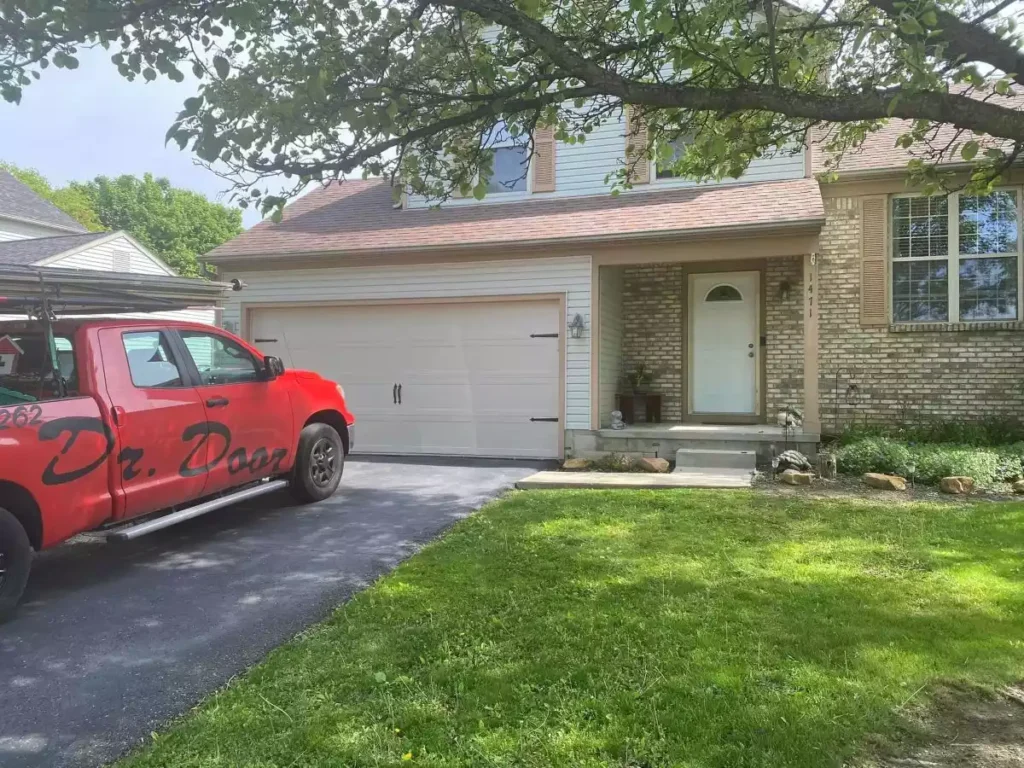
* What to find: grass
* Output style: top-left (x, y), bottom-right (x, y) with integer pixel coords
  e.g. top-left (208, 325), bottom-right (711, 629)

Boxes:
top-left (120, 491), bottom-right (1024, 768)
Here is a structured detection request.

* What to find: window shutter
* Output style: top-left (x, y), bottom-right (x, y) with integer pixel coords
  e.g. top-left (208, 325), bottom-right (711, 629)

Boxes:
top-left (532, 125), bottom-right (556, 193)
top-left (624, 106), bottom-right (650, 185)
top-left (860, 195), bottom-right (889, 326)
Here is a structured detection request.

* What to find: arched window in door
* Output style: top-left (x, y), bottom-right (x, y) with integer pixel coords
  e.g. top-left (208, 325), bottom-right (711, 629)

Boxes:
top-left (704, 284), bottom-right (743, 302)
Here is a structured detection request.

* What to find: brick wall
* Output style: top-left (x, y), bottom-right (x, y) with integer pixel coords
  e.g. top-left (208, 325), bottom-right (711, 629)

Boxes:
top-left (818, 195), bottom-right (1024, 431)
top-left (765, 256), bottom-right (805, 419)
top-left (622, 264), bottom-right (684, 421)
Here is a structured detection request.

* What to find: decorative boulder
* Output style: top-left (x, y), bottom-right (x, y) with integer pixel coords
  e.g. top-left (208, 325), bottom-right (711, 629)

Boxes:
top-left (637, 457), bottom-right (670, 473)
top-left (777, 450), bottom-right (812, 472)
top-left (562, 458), bottom-right (593, 472)
top-left (1013, 479), bottom-right (1024, 495)
top-left (939, 476), bottom-right (975, 494)
top-left (780, 469), bottom-right (813, 486)
top-left (863, 472), bottom-right (907, 491)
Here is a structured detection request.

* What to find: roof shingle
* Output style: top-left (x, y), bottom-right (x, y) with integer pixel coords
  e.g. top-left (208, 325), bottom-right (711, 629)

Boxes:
top-left (0, 171), bottom-right (89, 233)
top-left (0, 232), bottom-right (110, 266)
top-left (205, 177), bottom-right (825, 262)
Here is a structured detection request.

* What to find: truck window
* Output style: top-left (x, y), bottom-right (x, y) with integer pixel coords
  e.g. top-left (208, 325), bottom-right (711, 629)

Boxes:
top-left (179, 331), bottom-right (261, 385)
top-left (0, 332), bottom-right (76, 405)
top-left (122, 332), bottom-right (186, 388)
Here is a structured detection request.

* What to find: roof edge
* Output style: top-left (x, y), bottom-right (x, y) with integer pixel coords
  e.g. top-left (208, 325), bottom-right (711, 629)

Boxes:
top-left (0, 211), bottom-right (90, 235)
top-left (204, 216), bottom-right (825, 266)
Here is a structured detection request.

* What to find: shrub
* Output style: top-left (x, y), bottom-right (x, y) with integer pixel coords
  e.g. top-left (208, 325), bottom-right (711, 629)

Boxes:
top-left (835, 438), bottom-right (1024, 486)
top-left (836, 417), bottom-right (1024, 447)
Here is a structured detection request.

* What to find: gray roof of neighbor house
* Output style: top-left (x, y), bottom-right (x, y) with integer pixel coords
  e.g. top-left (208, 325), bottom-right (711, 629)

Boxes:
top-left (0, 231), bottom-right (109, 266)
top-left (0, 170), bottom-right (89, 233)
top-left (205, 177), bottom-right (826, 262)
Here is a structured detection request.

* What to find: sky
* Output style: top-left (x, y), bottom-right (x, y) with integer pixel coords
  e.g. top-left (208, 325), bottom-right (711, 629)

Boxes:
top-left (0, 47), bottom-right (264, 228)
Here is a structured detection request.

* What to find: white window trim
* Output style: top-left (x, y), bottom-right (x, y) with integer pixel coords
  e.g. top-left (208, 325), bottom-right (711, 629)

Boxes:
top-left (890, 187), bottom-right (1024, 324)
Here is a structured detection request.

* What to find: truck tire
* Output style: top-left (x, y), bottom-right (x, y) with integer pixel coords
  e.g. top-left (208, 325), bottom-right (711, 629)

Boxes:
top-left (290, 423), bottom-right (344, 503)
top-left (0, 507), bottom-right (32, 624)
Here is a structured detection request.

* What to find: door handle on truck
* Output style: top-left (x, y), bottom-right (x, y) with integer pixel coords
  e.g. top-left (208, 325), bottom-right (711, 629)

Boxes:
top-left (206, 397), bottom-right (229, 408)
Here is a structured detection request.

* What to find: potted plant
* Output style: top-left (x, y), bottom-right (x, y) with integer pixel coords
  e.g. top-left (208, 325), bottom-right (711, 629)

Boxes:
top-left (622, 361), bottom-right (655, 394)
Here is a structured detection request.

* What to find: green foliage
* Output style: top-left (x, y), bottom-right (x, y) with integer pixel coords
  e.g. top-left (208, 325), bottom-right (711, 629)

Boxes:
top-left (838, 417), bottom-right (1024, 447)
top-left (115, 491), bottom-right (1024, 767)
top-left (72, 174), bottom-right (242, 277)
top-left (0, 162), bottom-right (103, 231)
top-left (1, 0), bottom-right (1022, 211)
top-left (835, 437), bottom-right (1024, 485)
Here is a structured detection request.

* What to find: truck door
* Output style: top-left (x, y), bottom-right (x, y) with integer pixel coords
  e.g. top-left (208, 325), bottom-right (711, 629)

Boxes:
top-left (99, 328), bottom-right (209, 520)
top-left (172, 328), bottom-right (295, 496)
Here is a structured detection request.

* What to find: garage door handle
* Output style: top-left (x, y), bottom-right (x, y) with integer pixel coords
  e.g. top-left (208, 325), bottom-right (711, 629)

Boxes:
top-left (397, 384), bottom-right (402, 405)
top-left (530, 417), bottom-right (559, 422)
top-left (254, 338), bottom-right (277, 343)
top-left (393, 383), bottom-right (398, 404)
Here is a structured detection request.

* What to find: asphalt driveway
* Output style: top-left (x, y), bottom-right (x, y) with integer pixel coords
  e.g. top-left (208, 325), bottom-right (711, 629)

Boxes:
top-left (0, 458), bottom-right (540, 768)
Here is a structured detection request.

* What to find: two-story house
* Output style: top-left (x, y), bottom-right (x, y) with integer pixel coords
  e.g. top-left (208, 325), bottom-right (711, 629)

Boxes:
top-left (202, 112), bottom-right (1024, 463)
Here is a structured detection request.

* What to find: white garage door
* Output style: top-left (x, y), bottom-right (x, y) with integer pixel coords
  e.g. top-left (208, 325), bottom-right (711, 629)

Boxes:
top-left (250, 299), bottom-right (562, 458)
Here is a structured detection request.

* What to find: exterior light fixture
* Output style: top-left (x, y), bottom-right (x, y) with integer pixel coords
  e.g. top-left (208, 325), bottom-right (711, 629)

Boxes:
top-left (568, 313), bottom-right (586, 339)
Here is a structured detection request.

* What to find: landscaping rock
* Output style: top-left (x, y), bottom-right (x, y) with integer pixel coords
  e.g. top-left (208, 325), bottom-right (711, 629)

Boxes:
top-left (777, 449), bottom-right (812, 472)
top-left (939, 476), bottom-right (975, 494)
top-left (780, 469), bottom-right (813, 486)
top-left (637, 457), bottom-right (670, 473)
top-left (1013, 479), bottom-right (1024, 494)
top-left (863, 472), bottom-right (907, 491)
top-left (562, 458), bottom-right (593, 472)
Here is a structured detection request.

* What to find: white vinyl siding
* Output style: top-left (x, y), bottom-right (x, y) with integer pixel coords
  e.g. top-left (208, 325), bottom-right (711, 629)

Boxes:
top-left (0, 217), bottom-right (76, 242)
top-left (407, 109), bottom-right (805, 208)
top-left (220, 255), bottom-right (592, 430)
top-left (598, 266), bottom-right (624, 427)
top-left (45, 234), bottom-right (171, 275)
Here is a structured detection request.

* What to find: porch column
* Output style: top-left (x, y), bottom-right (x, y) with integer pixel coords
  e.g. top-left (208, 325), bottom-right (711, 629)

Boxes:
top-left (803, 252), bottom-right (820, 434)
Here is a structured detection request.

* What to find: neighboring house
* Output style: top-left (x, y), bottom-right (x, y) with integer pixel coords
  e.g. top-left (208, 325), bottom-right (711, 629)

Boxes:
top-left (0, 171), bottom-right (215, 325)
top-left (203, 111), bottom-right (1023, 461)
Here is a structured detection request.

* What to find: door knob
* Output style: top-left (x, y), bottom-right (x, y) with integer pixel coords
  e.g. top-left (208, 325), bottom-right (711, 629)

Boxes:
top-left (748, 343), bottom-right (754, 348)
top-left (748, 351), bottom-right (755, 358)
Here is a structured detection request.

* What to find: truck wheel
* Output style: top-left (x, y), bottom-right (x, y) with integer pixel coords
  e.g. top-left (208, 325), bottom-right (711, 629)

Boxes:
top-left (0, 507), bottom-right (32, 624)
top-left (290, 423), bottom-right (344, 503)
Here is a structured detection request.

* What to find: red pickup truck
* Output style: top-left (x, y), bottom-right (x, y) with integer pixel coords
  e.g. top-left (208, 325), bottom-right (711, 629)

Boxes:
top-left (0, 317), bottom-right (354, 621)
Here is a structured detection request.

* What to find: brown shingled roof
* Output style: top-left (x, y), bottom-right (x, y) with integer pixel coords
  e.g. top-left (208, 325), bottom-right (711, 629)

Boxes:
top-left (205, 177), bottom-right (824, 262)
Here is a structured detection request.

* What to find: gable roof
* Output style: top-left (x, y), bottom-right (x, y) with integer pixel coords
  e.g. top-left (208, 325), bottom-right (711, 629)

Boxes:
top-left (0, 171), bottom-right (89, 233)
top-left (0, 231), bottom-right (110, 266)
top-left (205, 177), bottom-right (825, 263)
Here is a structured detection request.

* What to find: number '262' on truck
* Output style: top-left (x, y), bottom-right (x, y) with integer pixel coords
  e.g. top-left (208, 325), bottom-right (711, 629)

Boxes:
top-left (0, 318), bottom-right (354, 622)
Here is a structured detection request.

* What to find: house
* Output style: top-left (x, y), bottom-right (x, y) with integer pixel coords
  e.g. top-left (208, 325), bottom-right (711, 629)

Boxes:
top-left (0, 171), bottom-right (215, 325)
top-left (202, 112), bottom-right (1024, 462)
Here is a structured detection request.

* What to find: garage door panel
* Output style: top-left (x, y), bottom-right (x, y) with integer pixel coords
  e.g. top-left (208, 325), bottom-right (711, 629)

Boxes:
top-left (251, 300), bottom-right (561, 458)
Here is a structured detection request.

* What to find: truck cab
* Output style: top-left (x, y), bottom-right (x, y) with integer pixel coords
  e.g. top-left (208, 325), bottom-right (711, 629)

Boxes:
top-left (0, 316), bottom-right (354, 622)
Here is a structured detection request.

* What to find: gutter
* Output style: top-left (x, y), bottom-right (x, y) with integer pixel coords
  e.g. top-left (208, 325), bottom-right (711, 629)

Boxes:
top-left (204, 216), bottom-right (825, 267)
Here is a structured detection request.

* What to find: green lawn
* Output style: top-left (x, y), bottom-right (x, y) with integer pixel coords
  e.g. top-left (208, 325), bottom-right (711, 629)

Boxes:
top-left (121, 491), bottom-right (1024, 768)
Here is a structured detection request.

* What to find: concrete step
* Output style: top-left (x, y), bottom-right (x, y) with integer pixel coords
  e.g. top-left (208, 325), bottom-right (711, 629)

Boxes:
top-left (674, 447), bottom-right (756, 472)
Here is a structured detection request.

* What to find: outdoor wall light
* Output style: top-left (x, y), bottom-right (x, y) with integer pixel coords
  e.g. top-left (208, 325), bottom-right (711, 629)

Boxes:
top-left (568, 313), bottom-right (586, 339)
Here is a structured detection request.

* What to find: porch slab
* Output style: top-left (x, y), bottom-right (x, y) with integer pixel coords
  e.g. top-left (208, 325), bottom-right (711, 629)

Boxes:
top-left (596, 424), bottom-right (820, 443)
top-left (515, 469), bottom-right (754, 490)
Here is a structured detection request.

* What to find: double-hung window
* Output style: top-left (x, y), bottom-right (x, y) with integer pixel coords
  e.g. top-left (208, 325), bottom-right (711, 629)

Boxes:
top-left (481, 121), bottom-right (529, 195)
top-left (891, 190), bottom-right (1022, 323)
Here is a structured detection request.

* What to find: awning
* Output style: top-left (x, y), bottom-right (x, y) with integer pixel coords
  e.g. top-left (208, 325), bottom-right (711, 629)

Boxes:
top-left (0, 266), bottom-right (241, 317)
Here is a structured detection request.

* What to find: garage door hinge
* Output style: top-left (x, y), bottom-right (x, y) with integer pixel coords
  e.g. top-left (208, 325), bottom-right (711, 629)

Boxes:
top-left (529, 333), bottom-right (559, 338)
top-left (530, 417), bottom-right (560, 422)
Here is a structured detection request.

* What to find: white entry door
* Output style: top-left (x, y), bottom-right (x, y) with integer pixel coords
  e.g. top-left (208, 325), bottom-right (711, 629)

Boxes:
top-left (249, 299), bottom-right (562, 459)
top-left (689, 271), bottom-right (759, 415)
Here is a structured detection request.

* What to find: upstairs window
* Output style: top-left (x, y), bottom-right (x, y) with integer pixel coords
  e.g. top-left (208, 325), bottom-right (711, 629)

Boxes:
top-left (655, 135), bottom-right (692, 179)
top-left (482, 121), bottom-right (528, 194)
top-left (891, 191), bottom-right (1021, 323)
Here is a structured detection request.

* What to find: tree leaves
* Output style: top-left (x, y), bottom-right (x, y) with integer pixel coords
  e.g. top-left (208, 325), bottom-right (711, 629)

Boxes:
top-left (213, 55), bottom-right (230, 80)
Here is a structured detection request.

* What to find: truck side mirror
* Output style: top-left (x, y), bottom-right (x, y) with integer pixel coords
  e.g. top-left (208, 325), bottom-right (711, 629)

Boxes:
top-left (263, 355), bottom-right (285, 380)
